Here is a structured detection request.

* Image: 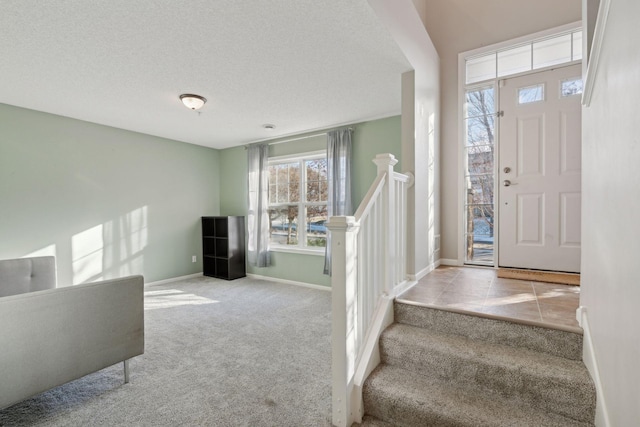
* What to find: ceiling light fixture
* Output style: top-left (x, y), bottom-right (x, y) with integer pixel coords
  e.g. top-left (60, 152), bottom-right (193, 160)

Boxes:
top-left (180, 94), bottom-right (207, 110)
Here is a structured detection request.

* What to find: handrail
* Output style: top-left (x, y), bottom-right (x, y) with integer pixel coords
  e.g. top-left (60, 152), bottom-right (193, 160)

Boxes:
top-left (392, 171), bottom-right (412, 183)
top-left (328, 153), bottom-right (411, 427)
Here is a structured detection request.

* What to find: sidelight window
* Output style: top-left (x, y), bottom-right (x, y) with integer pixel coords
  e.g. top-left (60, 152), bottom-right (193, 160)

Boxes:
top-left (464, 86), bottom-right (496, 264)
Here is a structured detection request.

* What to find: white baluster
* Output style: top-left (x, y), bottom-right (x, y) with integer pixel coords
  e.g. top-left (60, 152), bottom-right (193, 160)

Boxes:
top-left (373, 154), bottom-right (398, 294)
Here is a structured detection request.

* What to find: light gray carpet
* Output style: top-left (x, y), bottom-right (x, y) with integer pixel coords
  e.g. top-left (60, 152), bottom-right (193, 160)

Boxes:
top-left (359, 301), bottom-right (596, 427)
top-left (0, 276), bottom-right (332, 426)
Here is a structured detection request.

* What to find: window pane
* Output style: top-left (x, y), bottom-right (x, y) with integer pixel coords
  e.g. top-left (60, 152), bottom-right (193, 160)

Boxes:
top-left (269, 206), bottom-right (298, 246)
top-left (319, 181), bottom-right (328, 201)
top-left (277, 180), bottom-right (289, 202)
top-left (466, 175), bottom-right (494, 205)
top-left (307, 180), bottom-right (319, 202)
top-left (465, 87), bottom-right (495, 150)
top-left (465, 87), bottom-right (495, 118)
top-left (306, 158), bottom-right (328, 202)
top-left (561, 78), bottom-right (583, 97)
top-left (533, 34), bottom-right (572, 69)
top-left (272, 162), bottom-right (300, 203)
top-left (466, 116), bottom-right (495, 147)
top-left (518, 84), bottom-right (545, 104)
top-left (467, 205), bottom-right (494, 236)
top-left (466, 53), bottom-right (496, 84)
top-left (464, 204), bottom-right (494, 264)
top-left (269, 183), bottom-right (277, 203)
top-left (306, 205), bottom-right (327, 247)
top-left (572, 31), bottom-right (583, 61)
top-left (466, 146), bottom-right (494, 175)
top-left (465, 236), bottom-right (494, 264)
top-left (498, 44), bottom-right (531, 77)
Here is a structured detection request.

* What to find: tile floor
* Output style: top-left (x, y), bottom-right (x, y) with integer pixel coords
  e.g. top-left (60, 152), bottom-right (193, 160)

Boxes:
top-left (397, 266), bottom-right (581, 330)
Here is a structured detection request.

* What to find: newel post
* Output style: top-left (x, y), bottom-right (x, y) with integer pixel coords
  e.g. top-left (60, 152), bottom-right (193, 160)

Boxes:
top-left (327, 215), bottom-right (359, 427)
top-left (372, 153), bottom-right (398, 294)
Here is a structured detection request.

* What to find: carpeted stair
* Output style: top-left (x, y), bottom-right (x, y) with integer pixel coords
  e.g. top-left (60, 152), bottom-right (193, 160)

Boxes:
top-left (358, 302), bottom-right (596, 427)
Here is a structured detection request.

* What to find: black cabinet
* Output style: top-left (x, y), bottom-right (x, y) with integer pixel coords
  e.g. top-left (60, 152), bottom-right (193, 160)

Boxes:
top-left (202, 216), bottom-right (246, 280)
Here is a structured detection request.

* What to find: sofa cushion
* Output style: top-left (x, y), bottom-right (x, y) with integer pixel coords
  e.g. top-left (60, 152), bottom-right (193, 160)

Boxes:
top-left (0, 256), bottom-right (56, 297)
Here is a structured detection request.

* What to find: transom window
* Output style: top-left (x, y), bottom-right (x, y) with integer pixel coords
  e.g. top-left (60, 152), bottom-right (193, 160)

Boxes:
top-left (466, 29), bottom-right (582, 84)
top-left (268, 152), bottom-right (328, 251)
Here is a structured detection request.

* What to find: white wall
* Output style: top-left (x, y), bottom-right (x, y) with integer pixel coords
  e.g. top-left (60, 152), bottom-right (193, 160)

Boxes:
top-left (418, 0), bottom-right (581, 262)
top-left (368, 0), bottom-right (440, 278)
top-left (581, 0), bottom-right (640, 424)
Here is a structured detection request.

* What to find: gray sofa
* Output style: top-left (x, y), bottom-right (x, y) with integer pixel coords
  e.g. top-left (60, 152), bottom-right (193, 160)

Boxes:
top-left (0, 256), bottom-right (144, 410)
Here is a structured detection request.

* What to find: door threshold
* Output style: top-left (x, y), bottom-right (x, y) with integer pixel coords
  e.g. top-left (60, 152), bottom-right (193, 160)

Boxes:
top-left (497, 268), bottom-right (580, 286)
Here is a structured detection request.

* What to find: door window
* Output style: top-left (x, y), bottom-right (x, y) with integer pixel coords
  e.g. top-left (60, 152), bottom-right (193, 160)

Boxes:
top-left (518, 84), bottom-right (545, 104)
top-left (561, 78), bottom-right (584, 97)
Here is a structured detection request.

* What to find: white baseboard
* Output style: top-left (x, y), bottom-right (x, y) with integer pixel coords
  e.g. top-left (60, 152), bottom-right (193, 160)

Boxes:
top-left (407, 264), bottom-right (434, 282)
top-left (439, 258), bottom-right (460, 266)
top-left (578, 306), bottom-right (611, 427)
top-left (408, 261), bottom-right (438, 282)
top-left (246, 273), bottom-right (331, 292)
top-left (393, 279), bottom-right (417, 297)
top-left (145, 272), bottom-right (203, 287)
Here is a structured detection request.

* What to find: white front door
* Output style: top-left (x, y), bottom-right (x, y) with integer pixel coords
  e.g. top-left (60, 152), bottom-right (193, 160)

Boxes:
top-left (498, 64), bottom-right (582, 272)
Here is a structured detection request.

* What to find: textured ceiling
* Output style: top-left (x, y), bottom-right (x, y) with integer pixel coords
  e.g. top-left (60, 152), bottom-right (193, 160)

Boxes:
top-left (0, 1), bottom-right (411, 149)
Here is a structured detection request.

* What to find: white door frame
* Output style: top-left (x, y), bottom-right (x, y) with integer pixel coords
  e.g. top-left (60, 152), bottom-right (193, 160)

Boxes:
top-left (456, 21), bottom-right (582, 267)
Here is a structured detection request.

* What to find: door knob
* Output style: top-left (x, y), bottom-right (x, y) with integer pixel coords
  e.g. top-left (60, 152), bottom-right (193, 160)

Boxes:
top-left (503, 180), bottom-right (512, 187)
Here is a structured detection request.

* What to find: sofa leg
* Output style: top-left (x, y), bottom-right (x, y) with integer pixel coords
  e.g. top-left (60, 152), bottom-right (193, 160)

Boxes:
top-left (124, 359), bottom-right (130, 384)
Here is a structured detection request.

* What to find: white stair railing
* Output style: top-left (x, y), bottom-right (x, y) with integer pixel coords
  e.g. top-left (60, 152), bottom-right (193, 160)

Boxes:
top-left (328, 153), bottom-right (413, 427)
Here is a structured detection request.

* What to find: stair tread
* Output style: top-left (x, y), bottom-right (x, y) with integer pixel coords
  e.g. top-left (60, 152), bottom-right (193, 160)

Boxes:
top-left (394, 302), bottom-right (583, 360)
top-left (380, 323), bottom-right (595, 423)
top-left (364, 364), bottom-right (593, 427)
top-left (382, 322), bottom-right (592, 382)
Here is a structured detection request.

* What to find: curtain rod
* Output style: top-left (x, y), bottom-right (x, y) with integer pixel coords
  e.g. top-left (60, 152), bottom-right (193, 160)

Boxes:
top-left (245, 127), bottom-right (353, 149)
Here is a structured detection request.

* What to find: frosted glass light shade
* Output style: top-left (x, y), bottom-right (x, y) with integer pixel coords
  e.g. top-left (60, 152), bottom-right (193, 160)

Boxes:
top-left (180, 94), bottom-right (206, 110)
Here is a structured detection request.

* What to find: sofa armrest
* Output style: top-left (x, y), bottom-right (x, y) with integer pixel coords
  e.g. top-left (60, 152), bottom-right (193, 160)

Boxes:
top-left (0, 275), bottom-right (144, 409)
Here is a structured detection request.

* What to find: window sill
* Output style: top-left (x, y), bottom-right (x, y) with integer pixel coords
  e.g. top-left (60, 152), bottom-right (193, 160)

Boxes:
top-left (270, 246), bottom-right (325, 257)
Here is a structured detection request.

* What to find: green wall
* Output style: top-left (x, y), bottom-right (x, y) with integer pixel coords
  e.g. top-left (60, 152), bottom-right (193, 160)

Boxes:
top-left (0, 104), bottom-right (220, 285)
top-left (219, 115), bottom-right (401, 287)
top-left (0, 104), bottom-right (399, 289)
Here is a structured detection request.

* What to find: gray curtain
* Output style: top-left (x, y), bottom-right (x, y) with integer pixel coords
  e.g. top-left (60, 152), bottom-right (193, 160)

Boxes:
top-left (324, 128), bottom-right (353, 275)
top-left (247, 143), bottom-right (271, 267)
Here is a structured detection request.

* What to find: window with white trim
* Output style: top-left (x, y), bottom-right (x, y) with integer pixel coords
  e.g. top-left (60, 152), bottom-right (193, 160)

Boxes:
top-left (268, 152), bottom-right (328, 251)
top-left (465, 29), bottom-right (583, 85)
top-left (464, 85), bottom-right (496, 265)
